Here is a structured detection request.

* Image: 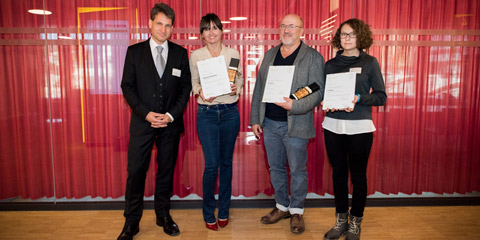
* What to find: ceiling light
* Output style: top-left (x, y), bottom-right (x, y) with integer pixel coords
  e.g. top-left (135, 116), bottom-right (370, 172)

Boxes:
top-left (58, 36), bottom-right (72, 39)
top-left (229, 17), bottom-right (247, 21)
top-left (28, 9), bottom-right (52, 15)
top-left (221, 21), bottom-right (231, 24)
top-left (223, 29), bottom-right (231, 33)
top-left (188, 36), bottom-right (198, 40)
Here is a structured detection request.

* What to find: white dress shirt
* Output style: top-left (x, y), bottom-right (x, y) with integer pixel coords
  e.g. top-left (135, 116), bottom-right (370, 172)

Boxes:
top-left (322, 116), bottom-right (376, 135)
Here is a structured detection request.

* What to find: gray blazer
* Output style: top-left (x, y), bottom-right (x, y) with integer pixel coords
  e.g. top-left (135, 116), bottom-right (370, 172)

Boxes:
top-left (250, 43), bottom-right (325, 139)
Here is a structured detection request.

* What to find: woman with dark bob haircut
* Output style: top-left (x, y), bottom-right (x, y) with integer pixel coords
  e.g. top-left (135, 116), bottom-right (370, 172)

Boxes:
top-left (322, 18), bottom-right (387, 240)
top-left (189, 13), bottom-right (243, 231)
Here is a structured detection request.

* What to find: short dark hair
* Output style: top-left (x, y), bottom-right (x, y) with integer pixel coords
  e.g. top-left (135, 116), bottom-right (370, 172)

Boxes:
top-left (151, 3), bottom-right (175, 25)
top-left (331, 18), bottom-right (373, 50)
top-left (200, 13), bottom-right (223, 34)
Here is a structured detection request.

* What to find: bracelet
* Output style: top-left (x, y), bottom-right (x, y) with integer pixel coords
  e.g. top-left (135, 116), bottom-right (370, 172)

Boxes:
top-left (356, 94), bottom-right (361, 103)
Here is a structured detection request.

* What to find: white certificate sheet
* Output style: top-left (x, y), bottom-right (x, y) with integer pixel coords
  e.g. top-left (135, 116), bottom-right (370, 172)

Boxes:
top-left (197, 56), bottom-right (231, 98)
top-left (322, 72), bottom-right (356, 110)
top-left (262, 66), bottom-right (295, 103)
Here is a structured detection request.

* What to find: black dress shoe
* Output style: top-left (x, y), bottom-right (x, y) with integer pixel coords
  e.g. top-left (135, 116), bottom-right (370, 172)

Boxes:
top-left (117, 223), bottom-right (139, 240)
top-left (156, 216), bottom-right (180, 236)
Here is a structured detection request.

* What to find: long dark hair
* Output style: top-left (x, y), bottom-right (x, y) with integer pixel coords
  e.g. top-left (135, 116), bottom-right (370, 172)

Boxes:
top-left (200, 13), bottom-right (223, 34)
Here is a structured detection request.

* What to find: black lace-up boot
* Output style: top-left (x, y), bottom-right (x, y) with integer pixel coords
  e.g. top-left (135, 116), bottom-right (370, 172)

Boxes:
top-left (323, 212), bottom-right (348, 240)
top-left (345, 213), bottom-right (363, 240)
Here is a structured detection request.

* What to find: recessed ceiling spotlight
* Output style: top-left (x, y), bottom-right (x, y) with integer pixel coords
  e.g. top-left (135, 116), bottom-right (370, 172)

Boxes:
top-left (28, 9), bottom-right (52, 15)
top-left (229, 17), bottom-right (247, 21)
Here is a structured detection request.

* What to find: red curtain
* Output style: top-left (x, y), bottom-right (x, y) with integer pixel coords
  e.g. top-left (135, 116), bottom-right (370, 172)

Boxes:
top-left (0, 0), bottom-right (478, 201)
top-left (355, 0), bottom-right (480, 194)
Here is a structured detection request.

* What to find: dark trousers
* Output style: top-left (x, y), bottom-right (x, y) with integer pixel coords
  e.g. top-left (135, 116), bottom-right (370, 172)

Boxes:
top-left (124, 128), bottom-right (180, 224)
top-left (324, 129), bottom-right (373, 217)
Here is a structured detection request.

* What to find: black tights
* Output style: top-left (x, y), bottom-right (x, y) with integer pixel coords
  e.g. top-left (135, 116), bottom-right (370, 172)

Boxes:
top-left (324, 129), bottom-right (373, 217)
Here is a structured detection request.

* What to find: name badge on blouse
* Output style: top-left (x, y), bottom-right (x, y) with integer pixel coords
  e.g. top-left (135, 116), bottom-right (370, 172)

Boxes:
top-left (349, 67), bottom-right (362, 74)
top-left (172, 68), bottom-right (181, 77)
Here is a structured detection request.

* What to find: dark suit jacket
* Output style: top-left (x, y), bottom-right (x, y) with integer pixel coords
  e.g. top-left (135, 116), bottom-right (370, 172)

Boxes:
top-left (121, 39), bottom-right (192, 136)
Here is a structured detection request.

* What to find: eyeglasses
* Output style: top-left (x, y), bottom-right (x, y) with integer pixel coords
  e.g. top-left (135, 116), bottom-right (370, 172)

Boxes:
top-left (340, 32), bottom-right (356, 39)
top-left (280, 24), bottom-right (302, 30)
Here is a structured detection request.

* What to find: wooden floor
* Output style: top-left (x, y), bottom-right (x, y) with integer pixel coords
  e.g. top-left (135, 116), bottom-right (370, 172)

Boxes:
top-left (0, 206), bottom-right (479, 239)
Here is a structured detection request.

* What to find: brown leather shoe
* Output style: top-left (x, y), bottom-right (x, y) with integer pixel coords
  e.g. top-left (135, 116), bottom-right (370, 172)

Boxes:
top-left (261, 207), bottom-right (291, 224)
top-left (290, 214), bottom-right (305, 234)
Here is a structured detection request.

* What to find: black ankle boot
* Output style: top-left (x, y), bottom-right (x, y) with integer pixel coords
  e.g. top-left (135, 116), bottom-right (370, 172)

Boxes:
top-left (345, 213), bottom-right (363, 240)
top-left (323, 212), bottom-right (348, 240)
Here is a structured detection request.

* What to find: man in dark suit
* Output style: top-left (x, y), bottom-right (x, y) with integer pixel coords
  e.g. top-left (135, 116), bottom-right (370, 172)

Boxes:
top-left (118, 3), bottom-right (191, 240)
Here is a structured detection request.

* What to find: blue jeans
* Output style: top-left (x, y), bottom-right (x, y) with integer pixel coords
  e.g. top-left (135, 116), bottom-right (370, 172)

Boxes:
top-left (263, 117), bottom-right (309, 213)
top-left (197, 103), bottom-right (240, 223)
